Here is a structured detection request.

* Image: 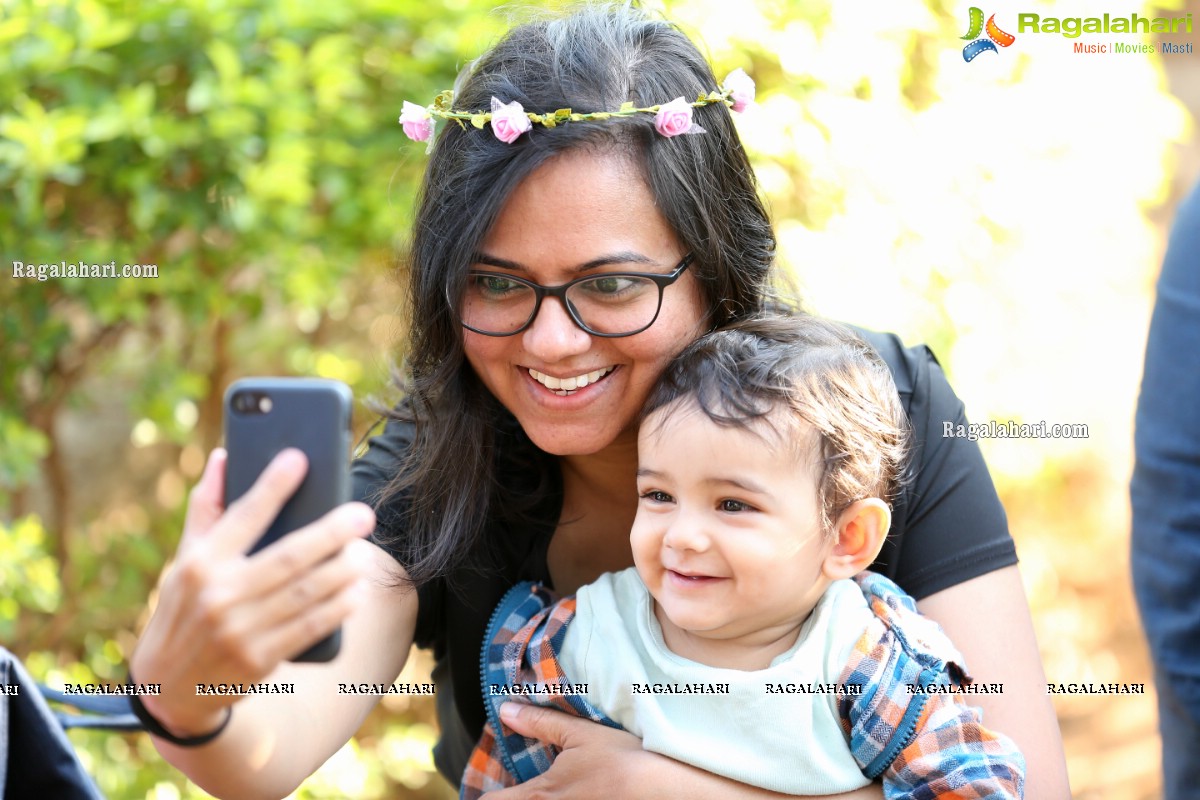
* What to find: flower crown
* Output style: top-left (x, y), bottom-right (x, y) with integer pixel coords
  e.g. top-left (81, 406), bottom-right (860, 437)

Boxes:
top-left (399, 68), bottom-right (754, 147)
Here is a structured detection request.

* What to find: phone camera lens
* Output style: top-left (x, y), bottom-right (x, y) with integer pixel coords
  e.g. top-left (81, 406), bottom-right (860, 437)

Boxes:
top-left (233, 392), bottom-right (255, 413)
top-left (232, 390), bottom-right (274, 414)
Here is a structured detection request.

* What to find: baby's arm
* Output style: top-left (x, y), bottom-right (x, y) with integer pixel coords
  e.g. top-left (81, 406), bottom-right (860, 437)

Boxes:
top-left (462, 717), bottom-right (517, 799)
top-left (880, 694), bottom-right (1024, 799)
top-left (461, 582), bottom-right (621, 799)
top-left (841, 573), bottom-right (1024, 798)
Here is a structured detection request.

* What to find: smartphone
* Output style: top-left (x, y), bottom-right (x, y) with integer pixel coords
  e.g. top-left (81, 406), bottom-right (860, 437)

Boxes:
top-left (222, 377), bottom-right (353, 662)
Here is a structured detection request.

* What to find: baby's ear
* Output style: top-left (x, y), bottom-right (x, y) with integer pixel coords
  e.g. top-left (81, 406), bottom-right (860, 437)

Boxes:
top-left (822, 499), bottom-right (891, 581)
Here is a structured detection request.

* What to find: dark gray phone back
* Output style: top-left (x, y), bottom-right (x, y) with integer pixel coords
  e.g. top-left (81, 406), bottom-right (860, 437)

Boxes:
top-left (222, 377), bottom-right (353, 662)
top-left (223, 378), bottom-right (353, 553)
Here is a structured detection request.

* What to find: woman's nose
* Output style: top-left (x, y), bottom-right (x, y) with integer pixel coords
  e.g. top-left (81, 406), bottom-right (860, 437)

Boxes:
top-left (521, 296), bottom-right (593, 361)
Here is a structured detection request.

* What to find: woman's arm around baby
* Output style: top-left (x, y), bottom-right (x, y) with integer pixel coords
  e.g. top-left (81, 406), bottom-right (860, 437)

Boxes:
top-left (489, 703), bottom-right (883, 800)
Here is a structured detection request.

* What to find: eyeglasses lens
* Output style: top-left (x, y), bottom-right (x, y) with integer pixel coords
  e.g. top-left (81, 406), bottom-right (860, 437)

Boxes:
top-left (462, 274), bottom-right (662, 336)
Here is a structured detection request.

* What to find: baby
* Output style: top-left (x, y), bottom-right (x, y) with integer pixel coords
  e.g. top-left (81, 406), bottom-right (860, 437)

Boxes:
top-left (462, 314), bottom-right (1025, 798)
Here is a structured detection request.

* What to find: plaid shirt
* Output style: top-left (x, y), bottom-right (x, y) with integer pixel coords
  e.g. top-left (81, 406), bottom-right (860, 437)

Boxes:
top-left (461, 572), bottom-right (1024, 799)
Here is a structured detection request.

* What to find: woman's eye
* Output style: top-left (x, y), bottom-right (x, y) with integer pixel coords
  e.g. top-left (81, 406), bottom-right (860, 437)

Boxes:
top-left (473, 275), bottom-right (522, 296)
top-left (581, 275), bottom-right (638, 297)
top-left (592, 276), bottom-right (628, 293)
top-left (719, 499), bottom-right (753, 513)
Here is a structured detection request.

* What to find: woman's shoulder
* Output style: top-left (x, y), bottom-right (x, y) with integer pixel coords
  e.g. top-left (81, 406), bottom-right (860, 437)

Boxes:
top-left (351, 402), bottom-right (558, 576)
top-left (351, 414), bottom-right (417, 509)
top-left (843, 324), bottom-right (977, 443)
top-left (846, 325), bottom-right (931, 402)
top-left (840, 324), bottom-right (1018, 600)
top-left (350, 404), bottom-right (541, 506)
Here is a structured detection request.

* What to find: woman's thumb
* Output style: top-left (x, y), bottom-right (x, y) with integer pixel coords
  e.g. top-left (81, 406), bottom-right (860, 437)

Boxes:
top-left (181, 448), bottom-right (227, 547)
top-left (499, 703), bottom-right (580, 748)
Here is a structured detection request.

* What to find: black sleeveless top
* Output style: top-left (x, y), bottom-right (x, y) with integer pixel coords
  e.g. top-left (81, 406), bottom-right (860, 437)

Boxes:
top-left (352, 328), bottom-right (1017, 784)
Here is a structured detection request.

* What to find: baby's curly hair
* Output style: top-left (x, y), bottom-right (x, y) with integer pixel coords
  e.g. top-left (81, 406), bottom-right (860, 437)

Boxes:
top-left (641, 314), bottom-right (911, 536)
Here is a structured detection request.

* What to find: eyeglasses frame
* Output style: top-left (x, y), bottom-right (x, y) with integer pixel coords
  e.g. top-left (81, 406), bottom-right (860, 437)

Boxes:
top-left (458, 253), bottom-right (695, 338)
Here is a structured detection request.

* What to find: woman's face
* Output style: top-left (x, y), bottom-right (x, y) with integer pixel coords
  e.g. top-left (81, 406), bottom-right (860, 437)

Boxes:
top-left (463, 149), bottom-right (708, 457)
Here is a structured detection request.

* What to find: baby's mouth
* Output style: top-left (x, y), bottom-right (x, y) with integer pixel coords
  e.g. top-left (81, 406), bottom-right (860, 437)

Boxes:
top-left (668, 569), bottom-right (721, 582)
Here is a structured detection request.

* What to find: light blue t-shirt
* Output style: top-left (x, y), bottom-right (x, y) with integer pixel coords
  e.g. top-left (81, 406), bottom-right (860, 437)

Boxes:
top-left (558, 568), bottom-right (875, 795)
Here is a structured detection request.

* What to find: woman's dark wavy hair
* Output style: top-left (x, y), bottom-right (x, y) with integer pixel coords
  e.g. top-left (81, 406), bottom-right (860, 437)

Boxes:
top-left (374, 3), bottom-right (776, 587)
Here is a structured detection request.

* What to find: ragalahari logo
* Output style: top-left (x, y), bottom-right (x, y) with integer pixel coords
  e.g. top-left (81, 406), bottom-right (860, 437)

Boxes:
top-left (961, 7), bottom-right (1016, 61)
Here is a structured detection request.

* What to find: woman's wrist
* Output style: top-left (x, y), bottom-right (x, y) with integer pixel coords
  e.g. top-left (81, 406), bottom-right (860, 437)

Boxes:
top-left (128, 674), bottom-right (232, 747)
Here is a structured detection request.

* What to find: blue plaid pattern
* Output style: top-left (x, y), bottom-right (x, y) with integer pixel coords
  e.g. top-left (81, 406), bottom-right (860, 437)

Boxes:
top-left (463, 573), bottom-right (1025, 798)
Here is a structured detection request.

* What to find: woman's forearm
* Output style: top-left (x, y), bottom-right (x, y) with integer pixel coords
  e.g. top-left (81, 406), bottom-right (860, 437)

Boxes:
top-left (134, 540), bottom-right (414, 799)
top-left (679, 776), bottom-right (883, 800)
top-left (635, 754), bottom-right (883, 800)
top-left (489, 702), bottom-right (886, 800)
top-left (147, 682), bottom-right (339, 800)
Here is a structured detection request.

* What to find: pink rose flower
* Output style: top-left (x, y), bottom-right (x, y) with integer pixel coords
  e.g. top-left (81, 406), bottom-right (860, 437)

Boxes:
top-left (723, 69), bottom-right (755, 113)
top-left (399, 101), bottom-right (433, 142)
top-left (654, 97), bottom-right (704, 137)
top-left (490, 97), bottom-right (532, 144)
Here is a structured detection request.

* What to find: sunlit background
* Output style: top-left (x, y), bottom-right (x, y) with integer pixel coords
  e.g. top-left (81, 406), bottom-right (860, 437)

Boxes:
top-left (2, 0), bottom-right (1197, 797)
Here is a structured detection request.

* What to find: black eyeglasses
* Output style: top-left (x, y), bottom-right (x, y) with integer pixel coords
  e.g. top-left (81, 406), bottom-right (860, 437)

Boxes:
top-left (458, 254), bottom-right (694, 338)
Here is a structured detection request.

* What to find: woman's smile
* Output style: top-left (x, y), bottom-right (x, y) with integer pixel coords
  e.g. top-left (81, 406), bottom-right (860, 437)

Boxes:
top-left (525, 365), bottom-right (617, 396)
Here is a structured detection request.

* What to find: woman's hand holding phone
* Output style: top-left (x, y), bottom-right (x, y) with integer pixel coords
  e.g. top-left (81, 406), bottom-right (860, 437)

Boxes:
top-left (129, 447), bottom-right (375, 738)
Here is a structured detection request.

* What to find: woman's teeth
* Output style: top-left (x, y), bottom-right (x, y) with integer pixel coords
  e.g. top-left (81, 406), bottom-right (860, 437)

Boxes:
top-left (528, 366), bottom-right (615, 395)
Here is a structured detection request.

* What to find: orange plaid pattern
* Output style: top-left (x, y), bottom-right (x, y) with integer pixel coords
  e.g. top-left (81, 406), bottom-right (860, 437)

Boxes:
top-left (462, 573), bottom-right (1024, 798)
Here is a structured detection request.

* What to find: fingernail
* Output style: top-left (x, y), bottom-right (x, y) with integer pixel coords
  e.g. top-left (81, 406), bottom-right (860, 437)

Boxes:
top-left (203, 448), bottom-right (226, 477)
top-left (349, 503), bottom-right (375, 534)
top-left (277, 448), bottom-right (306, 468)
top-left (499, 702), bottom-right (521, 723)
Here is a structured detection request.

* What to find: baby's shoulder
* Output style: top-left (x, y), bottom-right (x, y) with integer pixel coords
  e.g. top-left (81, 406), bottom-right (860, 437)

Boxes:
top-left (574, 567), bottom-right (646, 625)
top-left (849, 571), bottom-right (969, 682)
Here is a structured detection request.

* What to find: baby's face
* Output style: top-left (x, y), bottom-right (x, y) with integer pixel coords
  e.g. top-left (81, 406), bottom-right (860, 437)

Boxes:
top-left (632, 400), bottom-right (835, 654)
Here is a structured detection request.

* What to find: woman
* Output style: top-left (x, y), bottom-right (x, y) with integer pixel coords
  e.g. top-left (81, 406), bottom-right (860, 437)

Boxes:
top-left (131, 6), bottom-right (1070, 798)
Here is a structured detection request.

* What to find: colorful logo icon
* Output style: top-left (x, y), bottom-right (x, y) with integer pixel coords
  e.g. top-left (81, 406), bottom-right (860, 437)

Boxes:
top-left (961, 7), bottom-right (1016, 61)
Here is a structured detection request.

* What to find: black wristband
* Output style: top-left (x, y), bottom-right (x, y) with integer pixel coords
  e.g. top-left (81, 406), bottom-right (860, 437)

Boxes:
top-left (126, 674), bottom-right (231, 747)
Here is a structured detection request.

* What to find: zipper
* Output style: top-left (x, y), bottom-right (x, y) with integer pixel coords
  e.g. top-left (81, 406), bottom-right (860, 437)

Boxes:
top-left (479, 581), bottom-right (538, 783)
top-left (863, 667), bottom-right (934, 780)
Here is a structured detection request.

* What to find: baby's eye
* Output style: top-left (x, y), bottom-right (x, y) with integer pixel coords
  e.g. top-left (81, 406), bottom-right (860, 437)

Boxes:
top-left (640, 490), bottom-right (674, 504)
top-left (719, 499), bottom-right (754, 513)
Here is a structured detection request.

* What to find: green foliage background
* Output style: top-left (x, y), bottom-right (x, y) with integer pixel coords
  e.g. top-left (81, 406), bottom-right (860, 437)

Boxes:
top-left (1, 0), bottom-right (1189, 797)
top-left (1, 1), bottom-right (513, 796)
